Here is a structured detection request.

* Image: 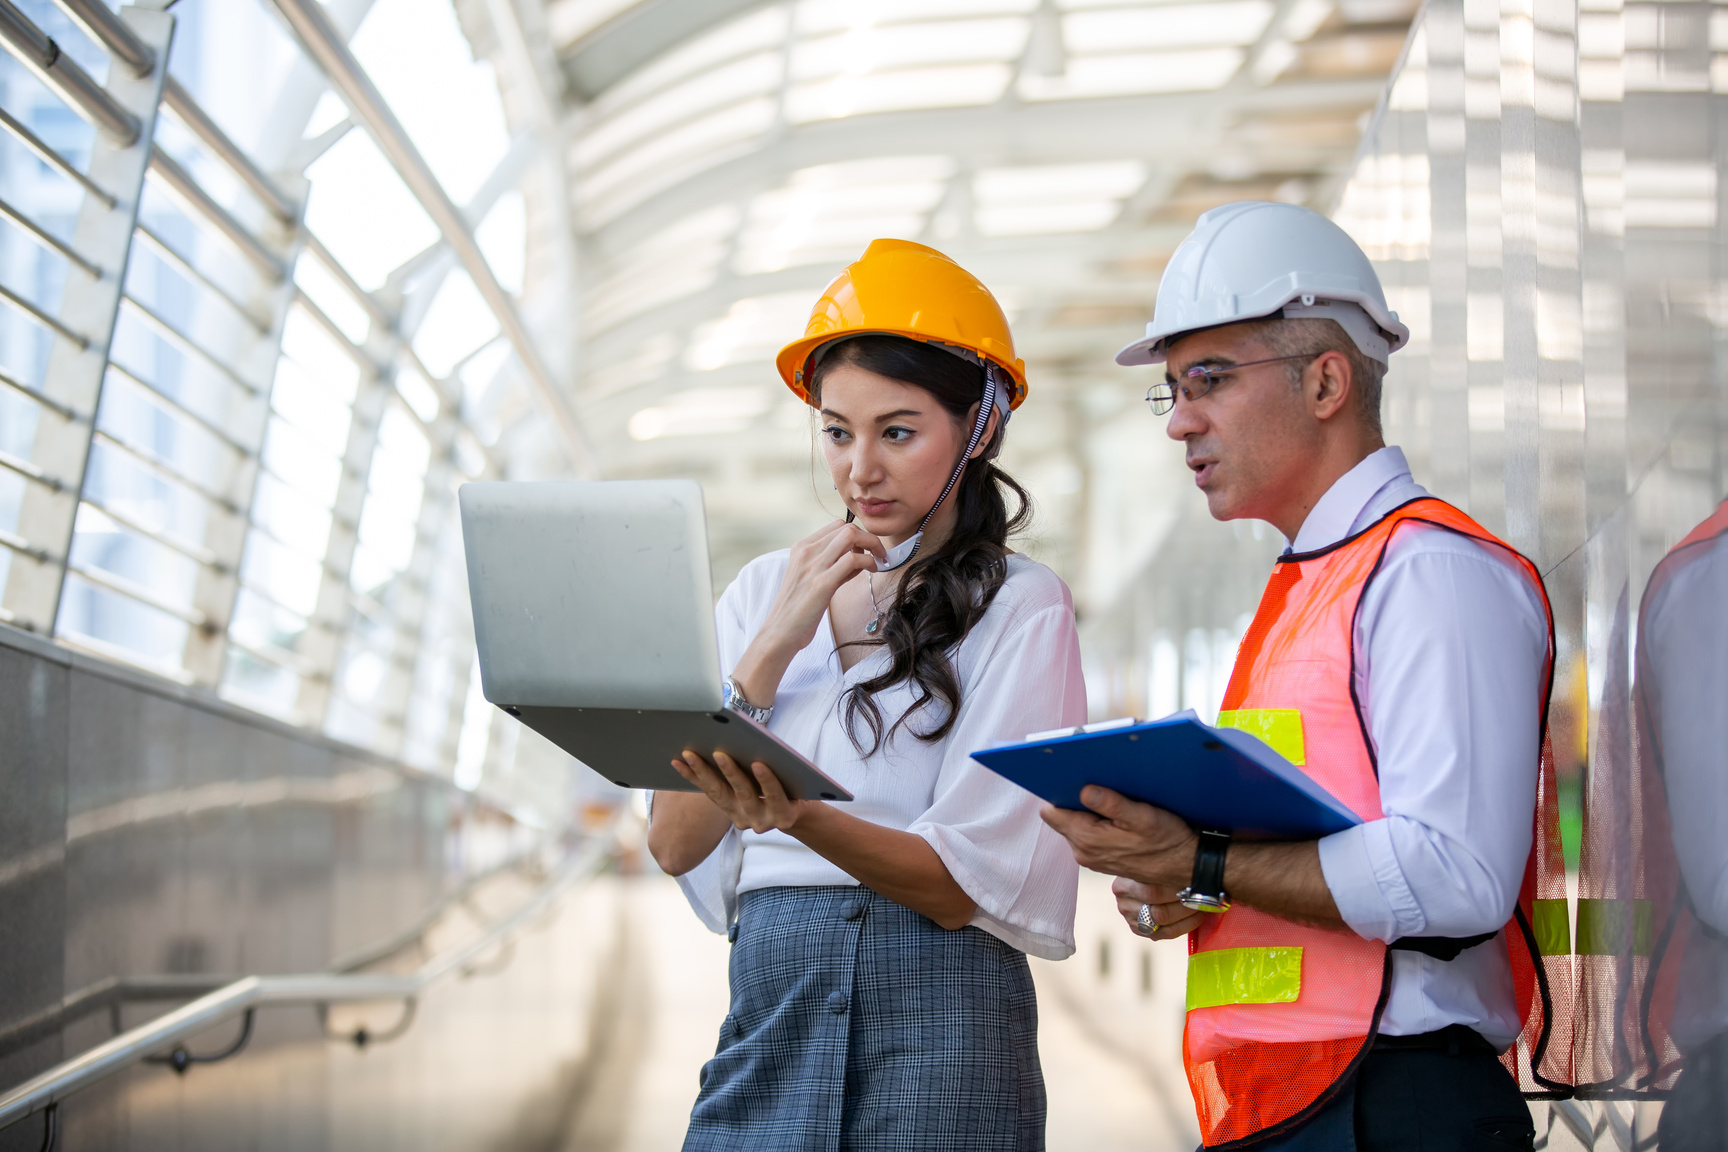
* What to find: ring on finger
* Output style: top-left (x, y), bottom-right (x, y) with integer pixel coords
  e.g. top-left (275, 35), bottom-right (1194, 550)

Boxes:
top-left (1135, 903), bottom-right (1156, 937)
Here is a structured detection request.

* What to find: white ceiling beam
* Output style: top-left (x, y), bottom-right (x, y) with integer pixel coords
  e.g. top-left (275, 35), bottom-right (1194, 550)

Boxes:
top-left (269, 0), bottom-right (598, 477)
top-left (579, 76), bottom-right (1387, 252)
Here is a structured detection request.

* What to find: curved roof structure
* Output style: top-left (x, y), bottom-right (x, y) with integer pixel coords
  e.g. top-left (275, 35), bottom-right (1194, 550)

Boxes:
top-left (527, 0), bottom-right (1418, 588)
top-left (0, 0), bottom-right (1415, 811)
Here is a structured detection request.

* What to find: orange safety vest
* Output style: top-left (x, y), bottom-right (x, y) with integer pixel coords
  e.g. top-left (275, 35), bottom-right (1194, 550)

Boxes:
top-left (1574, 500), bottom-right (1728, 1095)
top-left (1185, 497), bottom-right (1570, 1148)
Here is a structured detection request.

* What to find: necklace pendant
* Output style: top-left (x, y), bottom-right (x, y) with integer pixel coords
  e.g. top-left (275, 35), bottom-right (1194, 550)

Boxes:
top-left (866, 616), bottom-right (880, 634)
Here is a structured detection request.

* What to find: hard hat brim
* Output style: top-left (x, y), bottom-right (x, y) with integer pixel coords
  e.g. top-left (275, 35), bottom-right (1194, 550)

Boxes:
top-left (1115, 296), bottom-right (1411, 367)
top-left (777, 331), bottom-right (1029, 410)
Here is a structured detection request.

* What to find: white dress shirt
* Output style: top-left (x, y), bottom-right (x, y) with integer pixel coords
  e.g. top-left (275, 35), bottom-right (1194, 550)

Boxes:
top-left (1299, 447), bottom-right (1551, 1046)
top-left (672, 551), bottom-right (1087, 960)
top-left (1639, 514), bottom-right (1728, 1049)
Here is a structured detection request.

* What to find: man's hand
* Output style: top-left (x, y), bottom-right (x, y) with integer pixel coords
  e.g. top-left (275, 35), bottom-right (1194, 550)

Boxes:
top-left (1113, 876), bottom-right (1203, 941)
top-left (1044, 784), bottom-right (1346, 934)
top-left (1040, 785), bottom-right (1199, 889)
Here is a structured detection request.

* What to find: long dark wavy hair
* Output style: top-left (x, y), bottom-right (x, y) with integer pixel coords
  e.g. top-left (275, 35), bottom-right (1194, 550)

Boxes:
top-left (810, 334), bottom-right (1032, 756)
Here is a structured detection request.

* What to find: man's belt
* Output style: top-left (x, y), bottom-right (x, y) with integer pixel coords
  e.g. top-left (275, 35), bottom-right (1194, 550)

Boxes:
top-left (1373, 1023), bottom-right (1497, 1055)
top-left (1388, 932), bottom-right (1496, 961)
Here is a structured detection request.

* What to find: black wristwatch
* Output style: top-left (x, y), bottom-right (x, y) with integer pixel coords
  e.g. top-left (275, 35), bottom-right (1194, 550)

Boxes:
top-left (1178, 829), bottom-right (1232, 913)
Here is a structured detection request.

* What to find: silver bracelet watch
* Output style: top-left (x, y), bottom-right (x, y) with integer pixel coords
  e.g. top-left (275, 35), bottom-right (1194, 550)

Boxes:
top-left (722, 676), bottom-right (773, 724)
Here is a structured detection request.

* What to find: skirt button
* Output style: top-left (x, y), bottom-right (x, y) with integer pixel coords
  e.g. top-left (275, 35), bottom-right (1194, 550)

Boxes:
top-left (827, 992), bottom-right (849, 1015)
top-left (727, 922), bottom-right (739, 943)
top-left (840, 899), bottom-right (864, 921)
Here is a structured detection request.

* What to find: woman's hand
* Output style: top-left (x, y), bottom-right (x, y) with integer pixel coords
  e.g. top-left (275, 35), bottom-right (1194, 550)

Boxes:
top-left (672, 748), bottom-right (977, 930)
top-left (730, 520), bottom-right (885, 708)
top-left (671, 749), bottom-right (822, 834)
top-left (1113, 876), bottom-right (1203, 942)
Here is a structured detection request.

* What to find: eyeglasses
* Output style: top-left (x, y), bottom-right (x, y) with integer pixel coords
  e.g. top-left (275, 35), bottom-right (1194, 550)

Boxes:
top-left (1145, 354), bottom-right (1318, 415)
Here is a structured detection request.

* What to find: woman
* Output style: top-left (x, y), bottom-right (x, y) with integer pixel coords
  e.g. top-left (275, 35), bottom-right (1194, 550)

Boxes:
top-left (647, 239), bottom-right (1085, 1152)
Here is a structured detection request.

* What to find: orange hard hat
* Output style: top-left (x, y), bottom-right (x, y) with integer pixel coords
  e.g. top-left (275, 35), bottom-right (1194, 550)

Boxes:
top-left (775, 239), bottom-right (1028, 410)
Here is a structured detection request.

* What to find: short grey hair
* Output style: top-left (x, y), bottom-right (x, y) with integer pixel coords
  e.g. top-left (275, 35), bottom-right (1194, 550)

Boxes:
top-left (1248, 317), bottom-right (1385, 433)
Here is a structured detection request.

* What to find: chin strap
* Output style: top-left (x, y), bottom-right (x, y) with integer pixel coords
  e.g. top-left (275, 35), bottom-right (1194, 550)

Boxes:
top-left (846, 365), bottom-right (1003, 573)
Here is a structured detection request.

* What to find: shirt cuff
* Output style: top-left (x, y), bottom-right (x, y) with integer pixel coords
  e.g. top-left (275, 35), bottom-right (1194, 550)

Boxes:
top-left (1318, 819), bottom-right (1424, 943)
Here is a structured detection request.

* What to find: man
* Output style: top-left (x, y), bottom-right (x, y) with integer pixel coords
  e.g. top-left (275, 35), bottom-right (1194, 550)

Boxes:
top-left (1042, 202), bottom-right (1566, 1149)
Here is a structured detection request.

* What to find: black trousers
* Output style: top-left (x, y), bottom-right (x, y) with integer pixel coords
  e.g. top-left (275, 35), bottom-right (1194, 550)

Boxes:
top-left (1249, 1026), bottom-right (1536, 1152)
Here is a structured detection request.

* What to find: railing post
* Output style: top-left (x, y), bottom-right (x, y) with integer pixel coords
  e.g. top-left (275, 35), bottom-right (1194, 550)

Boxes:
top-left (1, 6), bottom-right (173, 635)
top-left (178, 174), bottom-right (307, 686)
top-left (288, 326), bottom-right (393, 727)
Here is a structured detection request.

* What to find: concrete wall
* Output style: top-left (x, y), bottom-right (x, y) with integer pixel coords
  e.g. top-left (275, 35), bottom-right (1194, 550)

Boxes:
top-left (0, 623), bottom-right (567, 1150)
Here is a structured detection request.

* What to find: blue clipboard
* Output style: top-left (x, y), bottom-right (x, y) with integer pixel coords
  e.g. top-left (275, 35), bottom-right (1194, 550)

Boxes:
top-left (971, 711), bottom-right (1361, 839)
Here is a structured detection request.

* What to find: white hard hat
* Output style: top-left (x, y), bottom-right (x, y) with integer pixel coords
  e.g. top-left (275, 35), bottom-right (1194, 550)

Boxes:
top-left (1116, 201), bottom-right (1409, 367)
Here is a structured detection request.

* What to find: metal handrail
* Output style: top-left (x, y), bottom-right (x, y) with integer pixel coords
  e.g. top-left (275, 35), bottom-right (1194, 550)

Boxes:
top-left (105, 360), bottom-right (257, 459)
top-left (292, 287), bottom-right (384, 377)
top-left (0, 367), bottom-right (84, 423)
top-left (90, 429), bottom-right (243, 516)
top-left (0, 838), bottom-right (612, 1131)
top-left (0, 105), bottom-right (115, 207)
top-left (118, 293), bottom-right (266, 397)
top-left (0, 192), bottom-right (100, 276)
top-left (0, 0), bottom-right (140, 145)
top-left (225, 632), bottom-right (322, 680)
top-left (0, 282), bottom-right (89, 348)
top-left (53, 0), bottom-right (154, 77)
top-left (0, 976), bottom-right (226, 1062)
top-left (147, 147), bottom-right (285, 281)
top-left (302, 231), bottom-right (393, 331)
top-left (65, 559), bottom-right (211, 628)
top-left (134, 221), bottom-right (270, 333)
top-left (80, 492), bottom-right (222, 569)
top-left (161, 77), bottom-right (296, 222)
top-left (0, 446), bottom-right (67, 492)
top-left (0, 526), bottom-right (53, 565)
top-left (0, 849), bottom-right (544, 1060)
top-left (326, 850), bottom-right (549, 974)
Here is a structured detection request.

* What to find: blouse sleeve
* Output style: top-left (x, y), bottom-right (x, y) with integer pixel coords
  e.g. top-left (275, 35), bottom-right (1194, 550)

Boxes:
top-left (666, 567), bottom-right (757, 934)
top-left (907, 599), bottom-right (1087, 960)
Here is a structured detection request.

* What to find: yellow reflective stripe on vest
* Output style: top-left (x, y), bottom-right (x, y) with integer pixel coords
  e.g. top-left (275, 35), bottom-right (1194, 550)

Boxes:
top-left (1215, 709), bottom-right (1306, 765)
top-left (1576, 898), bottom-right (1653, 957)
top-left (1186, 946), bottom-right (1304, 1011)
top-left (1531, 898), bottom-right (1571, 957)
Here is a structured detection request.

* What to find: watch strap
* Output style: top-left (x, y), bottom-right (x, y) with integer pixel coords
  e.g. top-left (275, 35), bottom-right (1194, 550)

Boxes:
top-left (722, 676), bottom-right (773, 724)
top-left (1178, 829), bottom-right (1232, 913)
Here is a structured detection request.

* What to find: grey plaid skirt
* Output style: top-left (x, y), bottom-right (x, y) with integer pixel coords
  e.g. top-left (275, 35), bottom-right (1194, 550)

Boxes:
top-left (682, 885), bottom-right (1046, 1152)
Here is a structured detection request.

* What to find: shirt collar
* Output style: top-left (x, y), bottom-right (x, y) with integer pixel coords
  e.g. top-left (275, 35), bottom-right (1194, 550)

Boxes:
top-left (1285, 446), bottom-right (1414, 554)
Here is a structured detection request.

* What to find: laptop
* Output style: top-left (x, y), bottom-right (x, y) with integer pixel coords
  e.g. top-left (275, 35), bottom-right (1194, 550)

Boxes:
top-left (458, 480), bottom-right (853, 802)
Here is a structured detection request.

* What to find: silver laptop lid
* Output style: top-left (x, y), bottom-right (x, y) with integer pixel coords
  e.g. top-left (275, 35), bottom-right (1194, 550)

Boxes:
top-left (459, 480), bottom-right (723, 710)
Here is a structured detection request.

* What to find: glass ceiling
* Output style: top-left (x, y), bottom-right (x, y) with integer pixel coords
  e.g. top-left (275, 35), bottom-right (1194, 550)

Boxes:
top-left (545, 0), bottom-right (1420, 592)
top-left (0, 0), bottom-right (1419, 814)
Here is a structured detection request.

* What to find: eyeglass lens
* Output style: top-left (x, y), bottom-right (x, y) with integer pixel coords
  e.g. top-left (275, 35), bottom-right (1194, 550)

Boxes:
top-left (1146, 366), bottom-right (1215, 415)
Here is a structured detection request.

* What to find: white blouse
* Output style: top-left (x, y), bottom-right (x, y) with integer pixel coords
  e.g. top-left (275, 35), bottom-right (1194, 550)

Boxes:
top-left (672, 550), bottom-right (1086, 960)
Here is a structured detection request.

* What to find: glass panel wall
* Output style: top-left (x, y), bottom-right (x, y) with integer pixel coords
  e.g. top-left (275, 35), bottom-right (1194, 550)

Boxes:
top-left (0, 0), bottom-right (575, 824)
